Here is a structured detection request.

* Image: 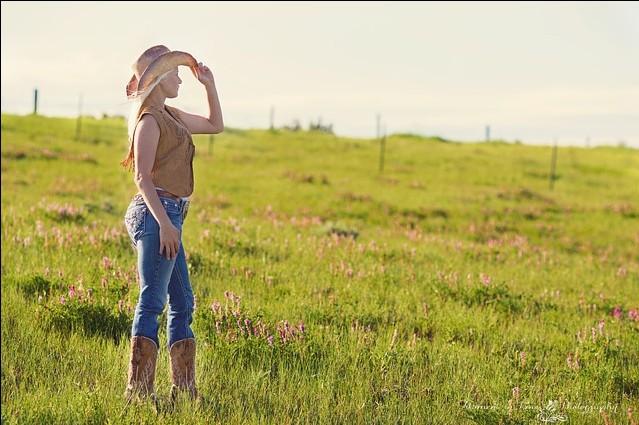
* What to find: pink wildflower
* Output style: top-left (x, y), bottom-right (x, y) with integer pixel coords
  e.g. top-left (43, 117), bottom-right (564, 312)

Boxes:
top-left (512, 386), bottom-right (520, 401)
top-left (612, 306), bottom-right (622, 320)
top-left (101, 256), bottom-right (112, 269)
top-left (211, 301), bottom-right (221, 314)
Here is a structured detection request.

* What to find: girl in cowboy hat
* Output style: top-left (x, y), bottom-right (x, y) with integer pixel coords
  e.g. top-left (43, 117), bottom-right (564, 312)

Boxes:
top-left (120, 44), bottom-right (223, 407)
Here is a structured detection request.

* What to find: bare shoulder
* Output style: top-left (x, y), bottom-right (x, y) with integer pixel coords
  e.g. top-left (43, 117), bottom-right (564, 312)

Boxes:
top-left (135, 114), bottom-right (161, 142)
top-left (138, 113), bottom-right (160, 132)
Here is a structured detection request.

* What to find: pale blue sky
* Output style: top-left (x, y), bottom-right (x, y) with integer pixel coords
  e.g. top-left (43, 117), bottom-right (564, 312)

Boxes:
top-left (2, 1), bottom-right (638, 146)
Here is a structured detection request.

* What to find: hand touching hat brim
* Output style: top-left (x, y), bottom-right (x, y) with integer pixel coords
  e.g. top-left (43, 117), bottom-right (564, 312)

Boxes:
top-left (133, 51), bottom-right (198, 98)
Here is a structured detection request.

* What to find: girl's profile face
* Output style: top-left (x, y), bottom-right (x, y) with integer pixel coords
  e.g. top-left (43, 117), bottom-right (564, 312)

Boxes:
top-left (160, 69), bottom-right (182, 98)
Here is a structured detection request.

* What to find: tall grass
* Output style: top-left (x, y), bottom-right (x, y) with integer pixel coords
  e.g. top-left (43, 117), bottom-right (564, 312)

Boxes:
top-left (2, 113), bottom-right (638, 424)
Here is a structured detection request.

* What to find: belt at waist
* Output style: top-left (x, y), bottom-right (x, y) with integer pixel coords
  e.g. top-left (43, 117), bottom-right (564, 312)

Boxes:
top-left (134, 189), bottom-right (182, 202)
top-left (155, 189), bottom-right (181, 201)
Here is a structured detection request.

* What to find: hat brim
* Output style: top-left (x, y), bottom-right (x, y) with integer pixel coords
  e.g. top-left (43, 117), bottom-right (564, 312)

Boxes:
top-left (126, 51), bottom-right (198, 100)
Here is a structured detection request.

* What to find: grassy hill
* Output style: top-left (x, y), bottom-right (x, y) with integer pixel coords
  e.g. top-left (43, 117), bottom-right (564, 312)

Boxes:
top-left (2, 113), bottom-right (638, 424)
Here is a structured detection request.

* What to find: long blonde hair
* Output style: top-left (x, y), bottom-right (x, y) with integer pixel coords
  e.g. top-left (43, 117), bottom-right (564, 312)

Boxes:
top-left (120, 70), bottom-right (172, 171)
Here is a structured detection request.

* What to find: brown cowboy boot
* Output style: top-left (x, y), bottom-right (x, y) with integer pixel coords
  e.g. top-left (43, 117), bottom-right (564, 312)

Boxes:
top-left (124, 335), bottom-right (158, 405)
top-left (169, 338), bottom-right (199, 401)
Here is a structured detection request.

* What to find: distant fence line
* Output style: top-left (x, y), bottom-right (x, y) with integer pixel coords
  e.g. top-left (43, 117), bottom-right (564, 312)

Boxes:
top-left (3, 88), bottom-right (635, 148)
top-left (10, 89), bottom-right (637, 199)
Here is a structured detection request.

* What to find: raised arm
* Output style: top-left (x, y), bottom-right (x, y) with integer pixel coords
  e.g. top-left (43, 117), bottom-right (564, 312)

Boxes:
top-left (175, 62), bottom-right (224, 134)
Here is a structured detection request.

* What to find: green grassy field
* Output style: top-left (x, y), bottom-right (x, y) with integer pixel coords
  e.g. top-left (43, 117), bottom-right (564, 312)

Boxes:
top-left (2, 113), bottom-right (638, 424)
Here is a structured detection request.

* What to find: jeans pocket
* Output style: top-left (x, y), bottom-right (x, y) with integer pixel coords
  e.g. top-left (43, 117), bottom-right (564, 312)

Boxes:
top-left (124, 205), bottom-right (147, 244)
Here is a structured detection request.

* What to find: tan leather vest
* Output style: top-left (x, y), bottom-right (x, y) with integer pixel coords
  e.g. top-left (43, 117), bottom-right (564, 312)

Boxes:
top-left (132, 104), bottom-right (195, 197)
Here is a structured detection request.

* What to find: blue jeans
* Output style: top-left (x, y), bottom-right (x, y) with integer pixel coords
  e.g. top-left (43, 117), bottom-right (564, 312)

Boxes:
top-left (123, 193), bottom-right (194, 349)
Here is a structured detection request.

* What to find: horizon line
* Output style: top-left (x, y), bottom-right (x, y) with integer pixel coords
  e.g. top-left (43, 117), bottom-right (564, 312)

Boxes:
top-left (1, 110), bottom-right (637, 150)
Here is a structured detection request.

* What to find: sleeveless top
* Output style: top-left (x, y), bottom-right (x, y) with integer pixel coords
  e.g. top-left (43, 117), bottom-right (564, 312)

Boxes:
top-left (131, 104), bottom-right (195, 198)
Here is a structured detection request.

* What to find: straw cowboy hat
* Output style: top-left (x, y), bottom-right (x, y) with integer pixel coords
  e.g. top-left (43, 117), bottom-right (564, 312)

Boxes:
top-left (126, 45), bottom-right (198, 100)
